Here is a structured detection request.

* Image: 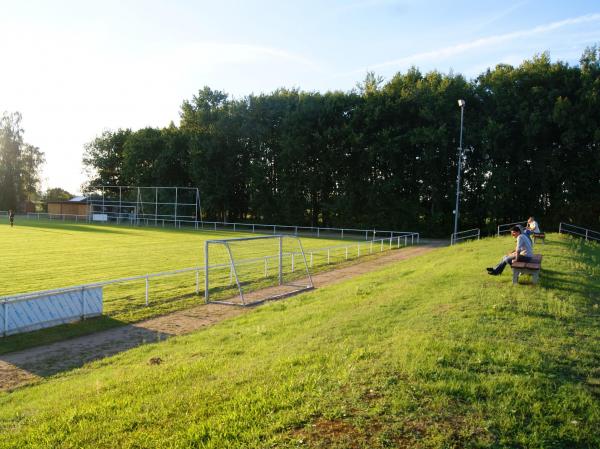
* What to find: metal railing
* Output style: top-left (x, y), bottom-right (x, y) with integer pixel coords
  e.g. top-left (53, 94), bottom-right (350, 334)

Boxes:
top-left (559, 223), bottom-right (600, 242)
top-left (497, 220), bottom-right (527, 236)
top-left (0, 265), bottom-right (203, 337)
top-left (194, 220), bottom-right (419, 242)
top-left (1, 265), bottom-right (203, 304)
top-left (451, 228), bottom-right (480, 245)
top-left (27, 212), bottom-right (91, 223)
top-left (1, 234), bottom-right (409, 336)
top-left (25, 212), bottom-right (420, 243)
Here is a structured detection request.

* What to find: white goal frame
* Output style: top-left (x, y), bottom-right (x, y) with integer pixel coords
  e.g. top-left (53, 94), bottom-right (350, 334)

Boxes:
top-left (204, 235), bottom-right (313, 306)
top-left (84, 185), bottom-right (202, 226)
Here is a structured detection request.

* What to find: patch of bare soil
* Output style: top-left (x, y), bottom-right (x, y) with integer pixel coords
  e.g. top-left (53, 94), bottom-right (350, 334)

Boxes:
top-left (0, 243), bottom-right (442, 391)
top-left (291, 414), bottom-right (493, 448)
top-left (291, 418), bottom-right (367, 449)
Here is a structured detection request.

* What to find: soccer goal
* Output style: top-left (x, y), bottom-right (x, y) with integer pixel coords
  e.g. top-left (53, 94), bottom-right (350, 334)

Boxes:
top-left (204, 235), bottom-right (313, 306)
top-left (84, 185), bottom-right (202, 226)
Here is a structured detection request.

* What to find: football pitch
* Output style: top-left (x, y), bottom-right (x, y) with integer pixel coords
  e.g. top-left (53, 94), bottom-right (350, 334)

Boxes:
top-left (1, 219), bottom-right (396, 325)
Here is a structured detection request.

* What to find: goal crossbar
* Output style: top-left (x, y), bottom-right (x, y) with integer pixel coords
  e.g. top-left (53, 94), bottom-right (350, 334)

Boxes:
top-left (204, 235), bottom-right (313, 306)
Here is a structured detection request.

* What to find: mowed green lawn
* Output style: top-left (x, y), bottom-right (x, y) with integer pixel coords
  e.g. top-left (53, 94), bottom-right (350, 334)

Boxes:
top-left (0, 219), bottom-right (398, 353)
top-left (0, 234), bottom-right (598, 448)
top-left (0, 219), bottom-right (362, 298)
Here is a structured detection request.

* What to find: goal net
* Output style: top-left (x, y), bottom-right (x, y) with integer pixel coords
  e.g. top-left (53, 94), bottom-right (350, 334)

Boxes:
top-left (85, 186), bottom-right (201, 226)
top-left (204, 235), bottom-right (313, 306)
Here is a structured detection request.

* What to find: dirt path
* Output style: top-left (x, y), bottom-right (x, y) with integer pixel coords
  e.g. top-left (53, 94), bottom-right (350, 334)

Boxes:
top-left (0, 243), bottom-right (442, 391)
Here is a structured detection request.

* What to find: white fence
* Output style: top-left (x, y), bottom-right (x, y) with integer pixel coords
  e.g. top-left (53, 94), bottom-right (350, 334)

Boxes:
top-left (27, 212), bottom-right (91, 223)
top-left (450, 228), bottom-right (480, 245)
top-left (559, 223), bottom-right (600, 242)
top-left (1, 287), bottom-right (102, 336)
top-left (1, 235), bottom-right (410, 336)
top-left (25, 212), bottom-right (420, 243)
top-left (497, 220), bottom-right (527, 236)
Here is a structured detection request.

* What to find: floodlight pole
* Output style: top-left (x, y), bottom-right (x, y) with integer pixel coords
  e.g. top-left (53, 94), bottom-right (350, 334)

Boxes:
top-left (453, 99), bottom-right (466, 241)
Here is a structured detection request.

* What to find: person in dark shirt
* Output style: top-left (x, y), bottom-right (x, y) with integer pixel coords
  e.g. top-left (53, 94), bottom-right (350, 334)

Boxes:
top-left (8, 209), bottom-right (15, 227)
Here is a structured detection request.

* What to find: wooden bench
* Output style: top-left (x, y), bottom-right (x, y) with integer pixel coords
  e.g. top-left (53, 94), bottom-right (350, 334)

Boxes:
top-left (531, 233), bottom-right (545, 244)
top-left (511, 254), bottom-right (542, 284)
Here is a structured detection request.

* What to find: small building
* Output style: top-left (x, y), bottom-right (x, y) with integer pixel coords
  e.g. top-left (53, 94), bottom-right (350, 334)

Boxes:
top-left (47, 197), bottom-right (89, 217)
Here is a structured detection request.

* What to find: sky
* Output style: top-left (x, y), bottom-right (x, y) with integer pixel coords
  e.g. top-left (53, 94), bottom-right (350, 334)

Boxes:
top-left (1, 0), bottom-right (599, 194)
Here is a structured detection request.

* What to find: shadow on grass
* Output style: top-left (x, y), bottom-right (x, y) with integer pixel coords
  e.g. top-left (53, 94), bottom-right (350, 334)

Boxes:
top-left (548, 235), bottom-right (600, 255)
top-left (0, 315), bottom-right (126, 356)
top-left (0, 315), bottom-right (173, 388)
top-left (20, 221), bottom-right (131, 235)
top-left (539, 268), bottom-right (593, 296)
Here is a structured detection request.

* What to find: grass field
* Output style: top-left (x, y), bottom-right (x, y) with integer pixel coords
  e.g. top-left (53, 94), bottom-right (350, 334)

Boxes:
top-left (0, 219), bottom-right (372, 297)
top-left (0, 219), bottom-right (403, 353)
top-left (0, 233), bottom-right (598, 448)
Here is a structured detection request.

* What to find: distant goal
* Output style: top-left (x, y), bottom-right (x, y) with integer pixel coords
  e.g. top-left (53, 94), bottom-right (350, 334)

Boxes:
top-left (204, 235), bottom-right (313, 306)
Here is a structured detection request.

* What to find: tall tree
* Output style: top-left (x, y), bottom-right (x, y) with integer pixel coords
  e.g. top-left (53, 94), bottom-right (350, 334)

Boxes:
top-left (20, 144), bottom-right (46, 203)
top-left (0, 112), bottom-right (45, 211)
top-left (0, 112), bottom-right (24, 209)
top-left (44, 187), bottom-right (73, 202)
top-left (82, 129), bottom-right (131, 188)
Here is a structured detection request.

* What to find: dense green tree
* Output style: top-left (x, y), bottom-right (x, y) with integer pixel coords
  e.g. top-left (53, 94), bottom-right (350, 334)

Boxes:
top-left (0, 112), bottom-right (23, 209)
top-left (82, 129), bottom-right (131, 188)
top-left (82, 48), bottom-right (600, 235)
top-left (20, 144), bottom-right (45, 203)
top-left (44, 187), bottom-right (73, 202)
top-left (0, 112), bottom-right (45, 211)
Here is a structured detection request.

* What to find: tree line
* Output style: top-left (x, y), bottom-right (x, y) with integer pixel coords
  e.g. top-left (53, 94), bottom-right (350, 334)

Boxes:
top-left (0, 112), bottom-right (45, 212)
top-left (83, 49), bottom-right (600, 236)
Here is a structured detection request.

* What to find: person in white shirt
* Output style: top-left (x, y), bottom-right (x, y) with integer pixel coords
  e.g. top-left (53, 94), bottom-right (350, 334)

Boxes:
top-left (487, 226), bottom-right (533, 275)
top-left (524, 216), bottom-right (540, 237)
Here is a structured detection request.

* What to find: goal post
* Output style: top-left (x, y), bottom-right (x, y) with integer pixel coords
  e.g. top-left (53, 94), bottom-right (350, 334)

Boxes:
top-left (84, 185), bottom-right (202, 226)
top-left (204, 235), bottom-right (313, 306)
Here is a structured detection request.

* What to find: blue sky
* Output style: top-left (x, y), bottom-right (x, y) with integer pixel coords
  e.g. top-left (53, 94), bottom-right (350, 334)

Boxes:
top-left (1, 0), bottom-right (599, 193)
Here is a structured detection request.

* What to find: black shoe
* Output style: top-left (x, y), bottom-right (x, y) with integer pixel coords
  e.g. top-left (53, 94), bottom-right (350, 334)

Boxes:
top-left (488, 270), bottom-right (500, 276)
top-left (486, 267), bottom-right (494, 273)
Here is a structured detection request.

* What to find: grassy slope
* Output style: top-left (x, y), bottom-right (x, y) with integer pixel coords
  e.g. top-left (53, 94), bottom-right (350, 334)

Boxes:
top-left (0, 234), bottom-right (598, 448)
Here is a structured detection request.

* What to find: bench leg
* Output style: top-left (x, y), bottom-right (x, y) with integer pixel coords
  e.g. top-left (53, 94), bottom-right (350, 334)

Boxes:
top-left (532, 272), bottom-right (539, 284)
top-left (512, 270), bottom-right (519, 284)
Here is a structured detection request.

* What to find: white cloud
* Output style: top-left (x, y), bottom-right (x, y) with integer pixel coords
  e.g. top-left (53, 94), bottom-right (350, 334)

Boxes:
top-left (353, 12), bottom-right (600, 74)
top-left (470, 1), bottom-right (529, 32)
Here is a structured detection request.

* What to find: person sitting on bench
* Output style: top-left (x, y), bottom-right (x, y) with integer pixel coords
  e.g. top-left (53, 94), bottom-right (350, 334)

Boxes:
top-left (487, 225), bottom-right (533, 276)
top-left (524, 216), bottom-right (540, 237)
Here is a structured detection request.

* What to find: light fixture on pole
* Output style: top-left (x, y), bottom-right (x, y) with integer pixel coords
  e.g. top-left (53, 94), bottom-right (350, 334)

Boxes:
top-left (452, 99), bottom-right (466, 243)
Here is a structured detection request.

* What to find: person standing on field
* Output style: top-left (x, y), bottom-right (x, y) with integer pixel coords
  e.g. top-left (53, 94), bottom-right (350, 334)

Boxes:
top-left (8, 209), bottom-right (15, 227)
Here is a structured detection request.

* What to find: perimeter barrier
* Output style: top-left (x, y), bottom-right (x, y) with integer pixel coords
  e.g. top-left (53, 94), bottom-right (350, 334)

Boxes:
top-left (497, 220), bottom-right (527, 236)
top-left (450, 228), bottom-right (480, 245)
top-left (559, 223), bottom-right (600, 242)
top-left (26, 212), bottom-right (420, 243)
